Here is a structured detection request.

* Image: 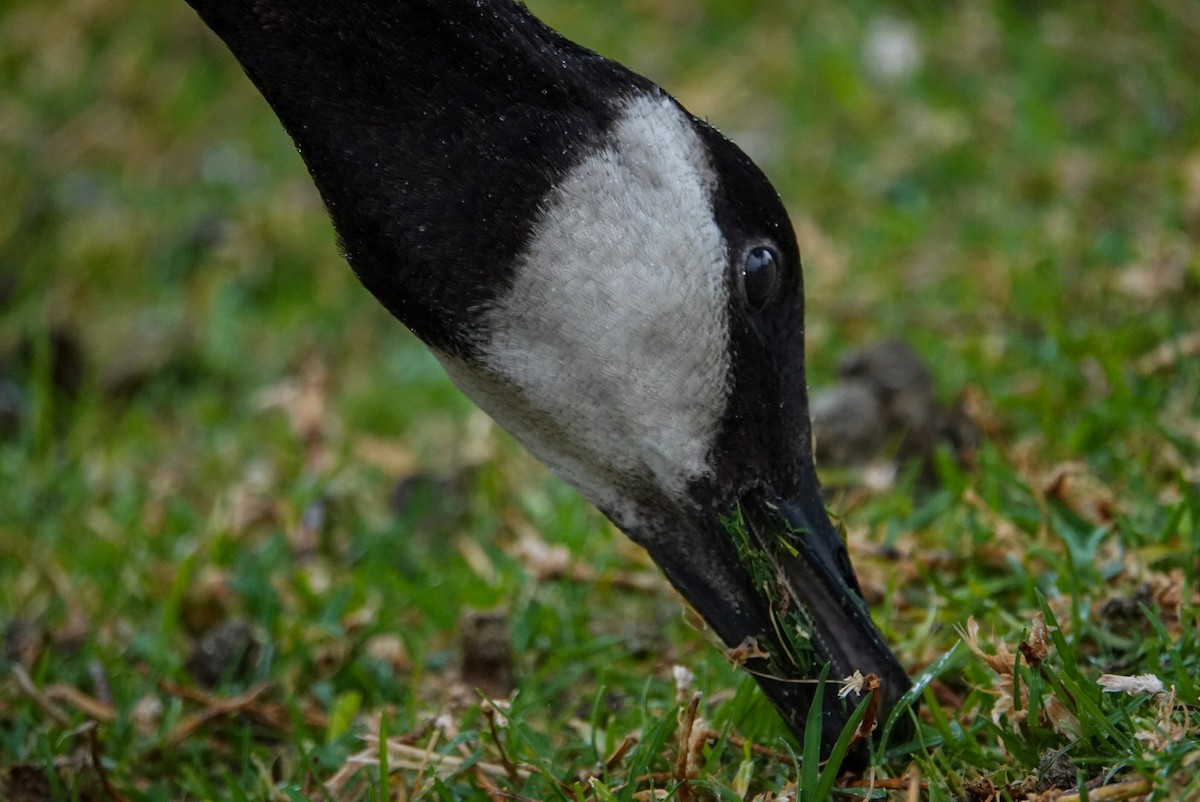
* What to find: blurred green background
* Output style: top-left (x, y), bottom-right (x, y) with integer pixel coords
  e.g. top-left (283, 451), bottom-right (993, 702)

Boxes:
top-left (1, 0), bottom-right (1198, 798)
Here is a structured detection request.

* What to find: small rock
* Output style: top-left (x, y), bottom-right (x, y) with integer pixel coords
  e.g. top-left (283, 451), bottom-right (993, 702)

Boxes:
top-left (1038, 748), bottom-right (1078, 791)
top-left (963, 774), bottom-right (996, 802)
top-left (838, 339), bottom-right (940, 462)
top-left (1097, 583), bottom-right (1155, 632)
top-left (459, 610), bottom-right (514, 699)
top-left (811, 381), bottom-right (886, 467)
top-left (185, 618), bottom-right (261, 688)
top-left (180, 568), bottom-right (234, 636)
top-left (2, 765), bottom-right (58, 802)
top-left (2, 760), bottom-right (101, 802)
top-left (811, 339), bottom-right (980, 490)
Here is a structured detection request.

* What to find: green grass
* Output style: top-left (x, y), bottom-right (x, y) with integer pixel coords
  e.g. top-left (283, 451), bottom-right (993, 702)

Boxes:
top-left (2, 0), bottom-right (1198, 799)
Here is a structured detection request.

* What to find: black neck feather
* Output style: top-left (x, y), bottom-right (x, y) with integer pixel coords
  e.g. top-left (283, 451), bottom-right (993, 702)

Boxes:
top-left (186, 0), bottom-right (655, 352)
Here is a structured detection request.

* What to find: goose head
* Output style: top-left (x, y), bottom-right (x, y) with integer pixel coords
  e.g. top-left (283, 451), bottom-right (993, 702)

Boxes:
top-left (184, 0), bottom-right (912, 759)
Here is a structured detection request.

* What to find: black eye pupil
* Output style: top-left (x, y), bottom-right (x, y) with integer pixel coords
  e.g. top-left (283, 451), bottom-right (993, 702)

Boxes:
top-left (742, 246), bottom-right (779, 309)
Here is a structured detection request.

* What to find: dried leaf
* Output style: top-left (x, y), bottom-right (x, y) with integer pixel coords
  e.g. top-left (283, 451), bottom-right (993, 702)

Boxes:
top-left (1097, 673), bottom-right (1166, 697)
top-left (839, 670), bottom-right (867, 699)
top-left (1021, 613), bottom-right (1054, 665)
top-left (726, 636), bottom-right (770, 666)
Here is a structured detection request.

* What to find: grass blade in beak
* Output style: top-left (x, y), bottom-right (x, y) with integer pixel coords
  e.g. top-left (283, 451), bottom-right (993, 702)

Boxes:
top-left (723, 486), bottom-right (912, 759)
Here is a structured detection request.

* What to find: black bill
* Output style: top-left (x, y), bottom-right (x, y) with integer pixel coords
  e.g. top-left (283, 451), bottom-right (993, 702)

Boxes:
top-left (647, 479), bottom-right (912, 765)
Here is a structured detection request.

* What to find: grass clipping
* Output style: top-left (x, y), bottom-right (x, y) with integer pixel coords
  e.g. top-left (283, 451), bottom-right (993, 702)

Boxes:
top-left (720, 504), bottom-right (821, 681)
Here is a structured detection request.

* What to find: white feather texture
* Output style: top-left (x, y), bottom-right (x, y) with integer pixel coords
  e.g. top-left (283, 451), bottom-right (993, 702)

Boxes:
top-left (436, 93), bottom-right (731, 532)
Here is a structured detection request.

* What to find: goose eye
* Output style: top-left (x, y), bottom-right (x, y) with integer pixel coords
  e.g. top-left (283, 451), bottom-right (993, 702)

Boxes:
top-left (742, 246), bottom-right (780, 309)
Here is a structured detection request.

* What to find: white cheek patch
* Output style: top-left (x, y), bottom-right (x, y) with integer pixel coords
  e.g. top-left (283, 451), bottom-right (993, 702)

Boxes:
top-left (436, 93), bottom-right (731, 530)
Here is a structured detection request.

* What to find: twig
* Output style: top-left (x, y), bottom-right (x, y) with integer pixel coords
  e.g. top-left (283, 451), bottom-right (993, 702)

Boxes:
top-left (344, 740), bottom-right (533, 781)
top-left (472, 772), bottom-right (508, 802)
top-left (152, 676), bottom-right (204, 705)
top-left (153, 675), bottom-right (327, 730)
top-left (85, 722), bottom-right (130, 802)
top-left (851, 674), bottom-right (881, 747)
top-left (46, 683), bottom-right (117, 721)
top-left (1135, 331), bottom-right (1200, 376)
top-left (632, 772), bottom-right (676, 785)
top-left (446, 708), bottom-right (512, 802)
top-left (481, 701), bottom-right (521, 785)
top-left (605, 733), bottom-right (640, 772)
top-left (673, 693), bottom-right (702, 801)
top-left (395, 716), bottom-right (436, 746)
top-left (155, 682), bottom-right (273, 751)
top-left (11, 665), bottom-right (71, 726)
top-left (473, 777), bottom-right (540, 802)
top-left (1057, 777), bottom-right (1151, 802)
top-left (697, 729), bottom-right (792, 762)
top-left (907, 765), bottom-right (921, 802)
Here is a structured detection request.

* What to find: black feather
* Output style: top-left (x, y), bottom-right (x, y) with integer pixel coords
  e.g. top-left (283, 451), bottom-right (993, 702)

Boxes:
top-left (185, 0), bottom-right (656, 353)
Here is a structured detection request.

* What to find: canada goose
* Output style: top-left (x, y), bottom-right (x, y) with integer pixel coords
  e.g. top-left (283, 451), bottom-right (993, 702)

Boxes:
top-left (182, 0), bottom-right (911, 759)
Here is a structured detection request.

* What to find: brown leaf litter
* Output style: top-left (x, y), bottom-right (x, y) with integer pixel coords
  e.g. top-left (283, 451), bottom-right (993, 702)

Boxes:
top-left (959, 614), bottom-right (1079, 738)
